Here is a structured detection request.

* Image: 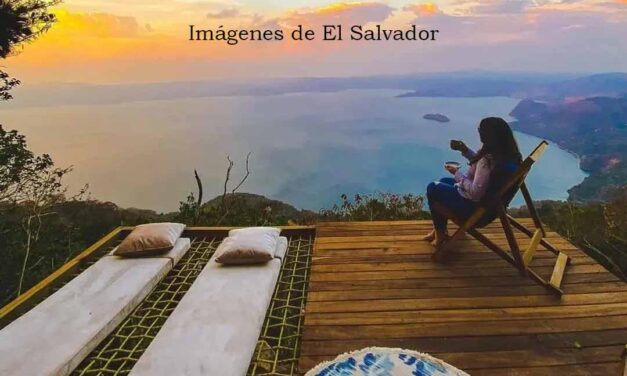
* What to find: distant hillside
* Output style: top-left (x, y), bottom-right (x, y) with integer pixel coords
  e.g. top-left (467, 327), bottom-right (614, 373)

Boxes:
top-left (512, 73), bottom-right (627, 101)
top-left (175, 192), bottom-right (318, 226)
top-left (0, 71), bottom-right (600, 108)
top-left (398, 78), bottom-right (522, 98)
top-left (510, 95), bottom-right (627, 201)
top-left (203, 192), bottom-right (313, 220)
top-left (399, 73), bottom-right (627, 100)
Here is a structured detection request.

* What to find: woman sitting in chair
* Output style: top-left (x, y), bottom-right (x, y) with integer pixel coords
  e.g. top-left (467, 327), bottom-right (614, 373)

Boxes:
top-left (422, 117), bottom-right (522, 249)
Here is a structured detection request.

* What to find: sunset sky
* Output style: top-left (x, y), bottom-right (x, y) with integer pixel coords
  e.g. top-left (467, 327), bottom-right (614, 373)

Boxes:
top-left (5, 0), bottom-right (627, 84)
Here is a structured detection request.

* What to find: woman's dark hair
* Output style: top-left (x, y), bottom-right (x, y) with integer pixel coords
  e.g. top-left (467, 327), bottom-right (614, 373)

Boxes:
top-left (471, 117), bottom-right (523, 206)
top-left (470, 117), bottom-right (522, 166)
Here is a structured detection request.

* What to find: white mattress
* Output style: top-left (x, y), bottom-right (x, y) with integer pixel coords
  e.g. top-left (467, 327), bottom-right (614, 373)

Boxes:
top-left (130, 236), bottom-right (288, 376)
top-left (0, 238), bottom-right (191, 376)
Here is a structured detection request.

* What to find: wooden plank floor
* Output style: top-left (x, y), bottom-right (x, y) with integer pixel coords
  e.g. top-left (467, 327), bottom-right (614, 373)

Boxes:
top-left (298, 220), bottom-right (627, 375)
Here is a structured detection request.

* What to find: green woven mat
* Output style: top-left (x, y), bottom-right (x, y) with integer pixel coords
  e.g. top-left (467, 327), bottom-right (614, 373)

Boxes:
top-left (73, 234), bottom-right (314, 376)
top-left (72, 237), bottom-right (219, 375)
top-left (248, 235), bottom-right (314, 376)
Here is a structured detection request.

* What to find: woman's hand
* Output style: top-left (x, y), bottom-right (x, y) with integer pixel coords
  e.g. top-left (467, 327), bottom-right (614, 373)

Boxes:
top-left (450, 140), bottom-right (469, 153)
top-left (445, 165), bottom-right (459, 175)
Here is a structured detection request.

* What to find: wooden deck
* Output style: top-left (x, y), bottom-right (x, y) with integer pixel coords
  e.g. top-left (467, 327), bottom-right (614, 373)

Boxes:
top-left (298, 220), bottom-right (627, 375)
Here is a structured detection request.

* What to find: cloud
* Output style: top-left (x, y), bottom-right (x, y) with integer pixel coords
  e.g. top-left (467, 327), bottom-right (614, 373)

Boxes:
top-left (403, 3), bottom-right (440, 17)
top-left (206, 8), bottom-right (239, 19)
top-left (452, 0), bottom-right (627, 15)
top-left (413, 0), bottom-right (626, 46)
top-left (7, 9), bottom-right (157, 69)
top-left (469, 0), bottom-right (529, 14)
top-left (7, 1), bottom-right (627, 84)
top-left (65, 0), bottom-right (238, 18)
top-left (277, 2), bottom-right (394, 29)
top-left (53, 10), bottom-right (141, 38)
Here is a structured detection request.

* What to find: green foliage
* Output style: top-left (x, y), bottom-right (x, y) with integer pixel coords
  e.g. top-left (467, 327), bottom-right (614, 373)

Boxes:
top-left (0, 0), bottom-right (59, 100)
top-left (568, 161), bottom-right (627, 202)
top-left (0, 124), bottom-right (82, 296)
top-left (0, 126), bottom-right (163, 304)
top-left (0, 124), bottom-right (53, 201)
top-left (0, 0), bottom-right (58, 59)
top-left (319, 192), bottom-right (428, 221)
top-left (0, 199), bottom-right (165, 305)
top-left (0, 70), bottom-right (19, 101)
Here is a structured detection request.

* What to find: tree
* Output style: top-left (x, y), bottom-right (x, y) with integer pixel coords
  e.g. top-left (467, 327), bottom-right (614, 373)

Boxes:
top-left (0, 0), bottom-right (59, 100)
top-left (0, 125), bottom-right (54, 202)
top-left (0, 125), bottom-right (87, 295)
top-left (0, 70), bottom-right (19, 101)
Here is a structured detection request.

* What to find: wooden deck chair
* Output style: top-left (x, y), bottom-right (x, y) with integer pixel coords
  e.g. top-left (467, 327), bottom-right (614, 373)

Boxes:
top-left (431, 141), bottom-right (571, 297)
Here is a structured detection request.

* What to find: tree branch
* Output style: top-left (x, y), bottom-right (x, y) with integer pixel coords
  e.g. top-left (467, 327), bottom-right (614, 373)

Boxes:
top-left (221, 156), bottom-right (234, 211)
top-left (231, 152), bottom-right (251, 194)
top-left (193, 169), bottom-right (203, 225)
top-left (216, 153), bottom-right (252, 226)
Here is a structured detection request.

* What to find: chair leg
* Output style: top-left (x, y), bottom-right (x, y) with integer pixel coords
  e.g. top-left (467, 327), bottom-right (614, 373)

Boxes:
top-left (497, 204), bottom-right (527, 277)
top-left (467, 229), bottom-right (518, 269)
top-left (520, 182), bottom-right (546, 237)
top-left (507, 215), bottom-right (560, 255)
top-left (469, 229), bottom-right (564, 296)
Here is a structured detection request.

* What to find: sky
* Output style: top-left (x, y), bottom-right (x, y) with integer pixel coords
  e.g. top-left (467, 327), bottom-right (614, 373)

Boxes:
top-left (4, 0), bottom-right (627, 84)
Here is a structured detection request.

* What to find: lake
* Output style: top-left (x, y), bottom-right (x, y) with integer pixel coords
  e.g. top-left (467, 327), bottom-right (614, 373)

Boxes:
top-left (0, 89), bottom-right (587, 212)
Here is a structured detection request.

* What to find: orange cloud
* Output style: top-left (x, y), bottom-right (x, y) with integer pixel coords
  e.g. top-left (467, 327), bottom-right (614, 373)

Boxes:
top-left (6, 9), bottom-right (230, 74)
top-left (279, 2), bottom-right (393, 28)
top-left (403, 3), bottom-right (440, 17)
top-left (7, 9), bottom-right (152, 65)
top-left (53, 10), bottom-right (141, 38)
top-left (9, 5), bottom-right (379, 83)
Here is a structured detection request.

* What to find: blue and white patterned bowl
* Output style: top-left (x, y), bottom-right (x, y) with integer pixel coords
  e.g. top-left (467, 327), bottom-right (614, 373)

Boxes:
top-left (305, 347), bottom-right (469, 376)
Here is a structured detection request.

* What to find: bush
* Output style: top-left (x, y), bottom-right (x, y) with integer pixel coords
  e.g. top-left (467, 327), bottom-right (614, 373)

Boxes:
top-left (319, 192), bottom-right (428, 222)
top-left (175, 192), bottom-right (317, 226)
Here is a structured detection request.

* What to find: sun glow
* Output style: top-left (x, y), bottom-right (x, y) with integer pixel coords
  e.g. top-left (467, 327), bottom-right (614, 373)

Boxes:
top-left (417, 2), bottom-right (439, 16)
top-left (317, 2), bottom-right (355, 14)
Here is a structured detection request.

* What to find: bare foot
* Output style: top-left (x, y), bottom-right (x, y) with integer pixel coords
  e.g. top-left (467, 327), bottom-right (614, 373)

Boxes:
top-left (432, 236), bottom-right (452, 263)
top-left (431, 233), bottom-right (450, 248)
top-left (421, 229), bottom-right (436, 242)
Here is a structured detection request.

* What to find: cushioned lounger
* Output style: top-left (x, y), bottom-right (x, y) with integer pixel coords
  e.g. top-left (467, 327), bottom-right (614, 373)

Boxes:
top-left (130, 237), bottom-right (289, 376)
top-left (0, 238), bottom-right (191, 376)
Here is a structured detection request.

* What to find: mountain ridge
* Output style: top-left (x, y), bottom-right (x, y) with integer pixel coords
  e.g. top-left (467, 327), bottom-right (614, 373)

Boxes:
top-left (3, 72), bottom-right (623, 109)
top-left (510, 94), bottom-right (627, 201)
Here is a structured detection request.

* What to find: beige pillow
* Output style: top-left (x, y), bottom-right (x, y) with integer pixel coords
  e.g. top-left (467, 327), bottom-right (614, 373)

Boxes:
top-left (228, 227), bottom-right (281, 238)
top-left (113, 223), bottom-right (186, 257)
top-left (215, 227), bottom-right (281, 265)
